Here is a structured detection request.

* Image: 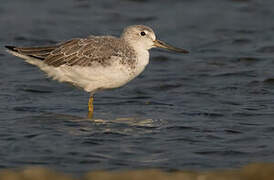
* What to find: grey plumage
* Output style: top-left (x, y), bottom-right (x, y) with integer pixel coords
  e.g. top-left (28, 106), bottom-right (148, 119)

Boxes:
top-left (6, 36), bottom-right (138, 68)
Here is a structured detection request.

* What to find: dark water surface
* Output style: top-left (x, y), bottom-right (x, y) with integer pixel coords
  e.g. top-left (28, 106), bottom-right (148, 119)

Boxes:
top-left (1, 0), bottom-right (274, 175)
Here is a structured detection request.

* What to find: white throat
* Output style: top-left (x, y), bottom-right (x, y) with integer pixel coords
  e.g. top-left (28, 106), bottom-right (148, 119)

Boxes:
top-left (133, 46), bottom-right (150, 76)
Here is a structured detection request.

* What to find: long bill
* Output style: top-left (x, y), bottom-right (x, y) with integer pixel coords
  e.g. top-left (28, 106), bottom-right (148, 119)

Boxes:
top-left (153, 40), bottom-right (189, 54)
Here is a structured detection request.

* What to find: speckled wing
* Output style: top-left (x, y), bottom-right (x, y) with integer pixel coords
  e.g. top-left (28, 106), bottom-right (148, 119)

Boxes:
top-left (5, 45), bottom-right (59, 60)
top-left (43, 36), bottom-right (136, 67)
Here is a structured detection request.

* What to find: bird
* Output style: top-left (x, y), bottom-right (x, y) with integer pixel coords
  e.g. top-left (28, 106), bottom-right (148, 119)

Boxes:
top-left (5, 25), bottom-right (189, 118)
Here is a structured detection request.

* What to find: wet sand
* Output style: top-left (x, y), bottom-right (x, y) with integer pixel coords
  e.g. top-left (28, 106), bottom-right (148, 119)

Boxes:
top-left (1, 163), bottom-right (274, 180)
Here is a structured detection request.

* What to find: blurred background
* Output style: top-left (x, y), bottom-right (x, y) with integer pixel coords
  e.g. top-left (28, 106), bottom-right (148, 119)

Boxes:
top-left (1, 0), bottom-right (274, 178)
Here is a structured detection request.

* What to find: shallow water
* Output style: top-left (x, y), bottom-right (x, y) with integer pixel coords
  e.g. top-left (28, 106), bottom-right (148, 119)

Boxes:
top-left (1, 0), bottom-right (274, 175)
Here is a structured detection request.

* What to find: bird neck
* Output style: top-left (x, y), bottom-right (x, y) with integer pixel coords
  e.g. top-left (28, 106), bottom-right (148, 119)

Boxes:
top-left (121, 37), bottom-right (150, 68)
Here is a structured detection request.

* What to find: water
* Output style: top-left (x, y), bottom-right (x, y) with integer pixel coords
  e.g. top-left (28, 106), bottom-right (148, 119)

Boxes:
top-left (1, 0), bottom-right (274, 175)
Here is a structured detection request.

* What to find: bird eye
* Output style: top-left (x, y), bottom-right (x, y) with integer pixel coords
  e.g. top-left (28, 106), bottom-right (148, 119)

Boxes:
top-left (140, 31), bottom-right (146, 36)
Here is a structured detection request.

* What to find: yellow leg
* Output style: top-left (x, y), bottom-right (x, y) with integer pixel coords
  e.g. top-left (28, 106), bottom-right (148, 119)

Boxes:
top-left (88, 96), bottom-right (94, 119)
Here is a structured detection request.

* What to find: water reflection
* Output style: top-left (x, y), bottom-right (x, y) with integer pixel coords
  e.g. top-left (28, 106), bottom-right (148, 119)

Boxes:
top-left (24, 112), bottom-right (164, 137)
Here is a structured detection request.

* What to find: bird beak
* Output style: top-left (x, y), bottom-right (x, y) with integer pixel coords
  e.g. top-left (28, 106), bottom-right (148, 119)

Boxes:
top-left (153, 40), bottom-right (189, 54)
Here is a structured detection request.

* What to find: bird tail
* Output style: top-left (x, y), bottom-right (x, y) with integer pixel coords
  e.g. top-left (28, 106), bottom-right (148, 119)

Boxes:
top-left (5, 45), bottom-right (57, 66)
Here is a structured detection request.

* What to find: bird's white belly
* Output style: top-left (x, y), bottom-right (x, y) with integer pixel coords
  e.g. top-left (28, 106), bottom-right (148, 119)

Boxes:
top-left (38, 52), bottom-right (149, 93)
